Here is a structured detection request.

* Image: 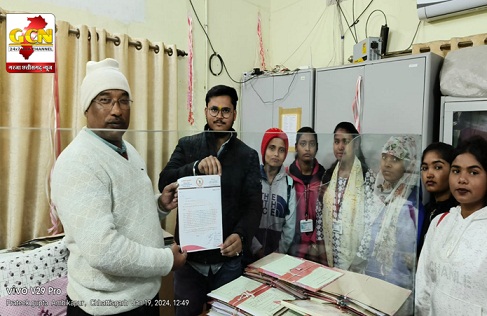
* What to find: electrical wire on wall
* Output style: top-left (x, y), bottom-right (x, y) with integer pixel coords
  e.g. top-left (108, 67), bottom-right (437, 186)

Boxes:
top-left (249, 70), bottom-right (300, 105)
top-left (337, 3), bottom-right (346, 66)
top-left (337, 1), bottom-right (358, 43)
top-left (323, 3), bottom-right (346, 67)
top-left (320, 1), bottom-right (351, 67)
top-left (365, 9), bottom-right (387, 38)
top-left (337, 0), bottom-right (375, 43)
top-left (403, 20), bottom-right (422, 51)
top-left (189, 0), bottom-right (254, 84)
top-left (336, 0), bottom-right (420, 58)
top-left (279, 6), bottom-right (328, 67)
top-left (386, 20), bottom-right (422, 57)
top-left (352, 0), bottom-right (358, 44)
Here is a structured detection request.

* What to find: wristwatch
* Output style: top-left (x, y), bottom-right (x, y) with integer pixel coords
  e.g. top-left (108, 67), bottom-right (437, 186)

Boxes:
top-left (193, 160), bottom-right (200, 176)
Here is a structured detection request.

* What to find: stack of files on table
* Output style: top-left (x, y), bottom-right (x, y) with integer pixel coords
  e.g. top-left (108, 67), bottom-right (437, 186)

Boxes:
top-left (207, 253), bottom-right (411, 316)
top-left (207, 275), bottom-right (300, 316)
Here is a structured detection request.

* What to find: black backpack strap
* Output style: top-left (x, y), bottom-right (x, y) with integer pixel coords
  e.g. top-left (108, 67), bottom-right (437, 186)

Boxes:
top-left (286, 175), bottom-right (294, 212)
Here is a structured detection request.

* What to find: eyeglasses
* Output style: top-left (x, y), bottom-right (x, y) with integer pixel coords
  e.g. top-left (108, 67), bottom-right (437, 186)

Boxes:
top-left (92, 97), bottom-right (133, 110)
top-left (207, 106), bottom-right (233, 118)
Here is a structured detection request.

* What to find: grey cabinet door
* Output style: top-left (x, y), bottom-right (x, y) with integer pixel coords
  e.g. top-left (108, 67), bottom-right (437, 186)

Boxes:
top-left (240, 70), bottom-right (315, 164)
top-left (241, 70), bottom-right (315, 134)
top-left (241, 74), bottom-right (274, 136)
top-left (314, 54), bottom-right (442, 152)
top-left (271, 70), bottom-right (315, 133)
top-left (362, 57), bottom-right (426, 135)
top-left (314, 65), bottom-right (365, 134)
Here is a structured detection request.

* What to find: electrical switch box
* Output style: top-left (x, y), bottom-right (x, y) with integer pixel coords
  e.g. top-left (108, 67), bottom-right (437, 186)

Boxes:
top-left (353, 37), bottom-right (382, 63)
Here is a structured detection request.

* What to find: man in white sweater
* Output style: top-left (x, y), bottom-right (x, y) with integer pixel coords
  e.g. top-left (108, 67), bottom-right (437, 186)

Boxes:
top-left (51, 58), bottom-right (186, 316)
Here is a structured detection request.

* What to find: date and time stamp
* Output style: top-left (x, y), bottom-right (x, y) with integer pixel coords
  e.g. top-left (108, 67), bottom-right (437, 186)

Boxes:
top-left (4, 285), bottom-right (189, 309)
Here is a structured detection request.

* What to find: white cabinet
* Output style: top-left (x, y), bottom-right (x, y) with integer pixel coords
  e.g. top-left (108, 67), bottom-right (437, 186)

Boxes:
top-left (314, 53), bottom-right (443, 150)
top-left (440, 96), bottom-right (487, 147)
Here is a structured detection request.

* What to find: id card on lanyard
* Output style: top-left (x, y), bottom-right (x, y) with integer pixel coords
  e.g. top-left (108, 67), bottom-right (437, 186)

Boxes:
top-left (300, 186), bottom-right (313, 233)
top-left (332, 220), bottom-right (343, 234)
top-left (300, 219), bottom-right (313, 233)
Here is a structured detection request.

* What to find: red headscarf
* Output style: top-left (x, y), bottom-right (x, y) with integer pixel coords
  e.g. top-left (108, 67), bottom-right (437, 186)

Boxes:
top-left (260, 127), bottom-right (289, 164)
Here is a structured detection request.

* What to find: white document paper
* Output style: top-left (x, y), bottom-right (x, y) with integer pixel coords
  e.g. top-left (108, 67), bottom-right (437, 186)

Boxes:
top-left (281, 113), bottom-right (298, 145)
top-left (259, 254), bottom-right (343, 292)
top-left (208, 276), bottom-right (295, 316)
top-left (280, 299), bottom-right (349, 315)
top-left (177, 175), bottom-right (223, 252)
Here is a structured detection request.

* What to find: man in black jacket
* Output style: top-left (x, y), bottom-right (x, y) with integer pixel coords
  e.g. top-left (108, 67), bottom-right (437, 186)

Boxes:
top-left (158, 85), bottom-right (262, 316)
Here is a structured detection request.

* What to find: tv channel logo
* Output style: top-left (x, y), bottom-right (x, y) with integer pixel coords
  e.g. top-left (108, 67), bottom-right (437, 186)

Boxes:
top-left (6, 13), bottom-right (56, 73)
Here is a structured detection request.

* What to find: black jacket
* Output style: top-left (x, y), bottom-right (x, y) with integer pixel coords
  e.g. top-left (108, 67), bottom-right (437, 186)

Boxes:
top-left (158, 126), bottom-right (262, 264)
top-left (417, 194), bottom-right (458, 255)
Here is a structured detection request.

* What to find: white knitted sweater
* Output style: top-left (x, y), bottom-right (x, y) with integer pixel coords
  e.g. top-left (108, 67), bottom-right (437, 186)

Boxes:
top-left (415, 205), bottom-right (487, 315)
top-left (51, 128), bottom-right (173, 315)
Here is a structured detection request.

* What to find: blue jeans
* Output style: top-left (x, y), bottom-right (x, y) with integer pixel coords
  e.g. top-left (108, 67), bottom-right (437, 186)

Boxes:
top-left (174, 257), bottom-right (242, 316)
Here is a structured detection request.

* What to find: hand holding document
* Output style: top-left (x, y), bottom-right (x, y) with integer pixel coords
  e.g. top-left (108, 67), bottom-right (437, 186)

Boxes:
top-left (177, 175), bottom-right (223, 252)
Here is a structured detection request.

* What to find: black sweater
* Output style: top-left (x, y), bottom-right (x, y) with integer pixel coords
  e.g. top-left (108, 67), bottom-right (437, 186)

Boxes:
top-left (158, 126), bottom-right (262, 264)
top-left (417, 194), bottom-right (459, 255)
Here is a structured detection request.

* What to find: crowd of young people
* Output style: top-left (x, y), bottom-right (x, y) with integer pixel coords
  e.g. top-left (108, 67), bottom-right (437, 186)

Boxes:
top-left (54, 60), bottom-right (486, 315)
top-left (253, 123), bottom-right (487, 315)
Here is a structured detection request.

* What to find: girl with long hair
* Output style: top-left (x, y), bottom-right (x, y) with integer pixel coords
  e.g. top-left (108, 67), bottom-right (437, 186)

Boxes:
top-left (287, 127), bottom-right (325, 263)
top-left (318, 122), bottom-right (374, 269)
top-left (416, 136), bottom-right (487, 315)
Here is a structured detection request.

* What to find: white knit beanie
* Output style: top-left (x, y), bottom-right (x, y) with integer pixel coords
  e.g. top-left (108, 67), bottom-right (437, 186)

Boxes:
top-left (80, 58), bottom-right (131, 113)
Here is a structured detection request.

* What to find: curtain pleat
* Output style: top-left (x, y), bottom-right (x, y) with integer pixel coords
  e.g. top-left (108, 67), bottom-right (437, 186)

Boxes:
top-left (0, 12), bottom-right (179, 249)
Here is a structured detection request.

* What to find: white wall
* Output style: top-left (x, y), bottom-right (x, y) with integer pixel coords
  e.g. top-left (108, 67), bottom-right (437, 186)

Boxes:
top-left (2, 0), bottom-right (487, 131)
top-left (269, 0), bottom-right (487, 68)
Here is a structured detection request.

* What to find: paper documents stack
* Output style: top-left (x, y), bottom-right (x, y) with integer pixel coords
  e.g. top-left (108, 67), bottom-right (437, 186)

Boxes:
top-left (247, 253), bottom-right (343, 292)
top-left (207, 253), bottom-right (341, 315)
top-left (208, 253), bottom-right (411, 315)
top-left (243, 253), bottom-right (411, 316)
top-left (207, 275), bottom-right (296, 316)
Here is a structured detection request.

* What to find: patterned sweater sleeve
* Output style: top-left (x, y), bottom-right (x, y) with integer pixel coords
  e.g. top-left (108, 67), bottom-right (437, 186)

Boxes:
top-left (52, 158), bottom-right (173, 278)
